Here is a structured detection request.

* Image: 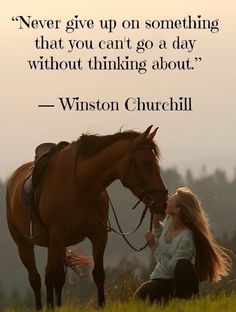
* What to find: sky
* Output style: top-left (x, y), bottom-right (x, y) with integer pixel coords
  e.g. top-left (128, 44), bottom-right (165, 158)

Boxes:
top-left (1, 0), bottom-right (236, 181)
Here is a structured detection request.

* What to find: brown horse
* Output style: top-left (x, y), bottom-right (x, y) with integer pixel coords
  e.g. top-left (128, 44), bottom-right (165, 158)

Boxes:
top-left (6, 125), bottom-right (168, 310)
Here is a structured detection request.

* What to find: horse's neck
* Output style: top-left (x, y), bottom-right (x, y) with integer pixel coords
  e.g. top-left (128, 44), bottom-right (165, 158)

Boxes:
top-left (76, 140), bottom-right (130, 192)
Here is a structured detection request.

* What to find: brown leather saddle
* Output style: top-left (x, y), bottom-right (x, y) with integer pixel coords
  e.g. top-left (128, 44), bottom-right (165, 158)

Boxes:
top-left (21, 141), bottom-right (69, 211)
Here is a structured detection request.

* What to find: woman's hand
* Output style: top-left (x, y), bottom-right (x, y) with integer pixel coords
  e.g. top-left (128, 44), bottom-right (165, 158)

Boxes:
top-left (145, 231), bottom-right (156, 250)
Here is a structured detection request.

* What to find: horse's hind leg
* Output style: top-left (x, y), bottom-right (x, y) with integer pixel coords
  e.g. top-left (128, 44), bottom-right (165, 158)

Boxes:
top-left (18, 241), bottom-right (42, 310)
top-left (6, 171), bottom-right (42, 309)
top-left (7, 216), bottom-right (42, 310)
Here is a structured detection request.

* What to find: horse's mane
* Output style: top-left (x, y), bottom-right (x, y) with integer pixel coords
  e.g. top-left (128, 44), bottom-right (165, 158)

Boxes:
top-left (76, 130), bottom-right (160, 159)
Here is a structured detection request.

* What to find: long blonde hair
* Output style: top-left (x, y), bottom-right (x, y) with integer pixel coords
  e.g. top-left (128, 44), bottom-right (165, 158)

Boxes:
top-left (176, 187), bottom-right (231, 282)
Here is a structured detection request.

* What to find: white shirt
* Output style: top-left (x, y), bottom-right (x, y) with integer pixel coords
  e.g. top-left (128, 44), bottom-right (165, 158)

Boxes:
top-left (150, 216), bottom-right (196, 280)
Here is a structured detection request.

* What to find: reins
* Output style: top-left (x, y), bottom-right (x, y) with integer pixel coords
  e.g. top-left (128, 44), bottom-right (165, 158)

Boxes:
top-left (95, 190), bottom-right (153, 252)
top-left (108, 192), bottom-right (153, 251)
top-left (107, 190), bottom-right (146, 234)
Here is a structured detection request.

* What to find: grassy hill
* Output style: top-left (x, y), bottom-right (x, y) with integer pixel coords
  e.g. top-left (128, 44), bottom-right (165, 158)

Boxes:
top-left (4, 293), bottom-right (236, 312)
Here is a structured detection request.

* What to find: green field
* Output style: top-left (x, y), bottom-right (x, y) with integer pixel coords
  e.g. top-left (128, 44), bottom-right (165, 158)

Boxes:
top-left (4, 293), bottom-right (236, 312)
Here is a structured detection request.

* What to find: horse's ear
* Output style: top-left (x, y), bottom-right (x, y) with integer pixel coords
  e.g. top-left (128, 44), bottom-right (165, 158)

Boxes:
top-left (133, 125), bottom-right (153, 147)
top-left (147, 127), bottom-right (159, 142)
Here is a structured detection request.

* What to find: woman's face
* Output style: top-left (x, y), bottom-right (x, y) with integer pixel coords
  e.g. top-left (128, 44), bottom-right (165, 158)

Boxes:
top-left (165, 193), bottom-right (180, 215)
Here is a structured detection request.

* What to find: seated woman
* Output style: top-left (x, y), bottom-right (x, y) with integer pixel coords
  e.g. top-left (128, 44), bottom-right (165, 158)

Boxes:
top-left (134, 187), bottom-right (231, 303)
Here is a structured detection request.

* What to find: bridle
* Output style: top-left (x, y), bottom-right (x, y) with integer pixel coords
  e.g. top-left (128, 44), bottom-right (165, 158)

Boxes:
top-left (122, 144), bottom-right (168, 214)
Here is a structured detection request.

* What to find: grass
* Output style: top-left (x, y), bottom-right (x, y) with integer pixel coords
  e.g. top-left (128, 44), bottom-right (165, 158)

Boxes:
top-left (4, 292), bottom-right (236, 312)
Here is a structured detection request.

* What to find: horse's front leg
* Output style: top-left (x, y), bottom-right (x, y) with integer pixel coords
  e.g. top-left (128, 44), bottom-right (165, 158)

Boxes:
top-left (45, 230), bottom-right (66, 309)
top-left (90, 229), bottom-right (107, 307)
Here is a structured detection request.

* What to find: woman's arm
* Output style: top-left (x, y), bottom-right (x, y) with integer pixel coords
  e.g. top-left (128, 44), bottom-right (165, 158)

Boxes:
top-left (145, 213), bottom-right (165, 251)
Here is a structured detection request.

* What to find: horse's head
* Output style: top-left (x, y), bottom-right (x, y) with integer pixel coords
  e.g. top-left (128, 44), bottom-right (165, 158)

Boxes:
top-left (119, 125), bottom-right (168, 214)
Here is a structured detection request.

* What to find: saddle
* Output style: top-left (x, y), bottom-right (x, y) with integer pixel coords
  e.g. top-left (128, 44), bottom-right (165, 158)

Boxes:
top-left (21, 141), bottom-right (69, 212)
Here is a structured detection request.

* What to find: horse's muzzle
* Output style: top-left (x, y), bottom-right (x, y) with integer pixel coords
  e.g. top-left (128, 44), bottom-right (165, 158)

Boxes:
top-left (148, 200), bottom-right (167, 214)
top-left (144, 194), bottom-right (167, 214)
